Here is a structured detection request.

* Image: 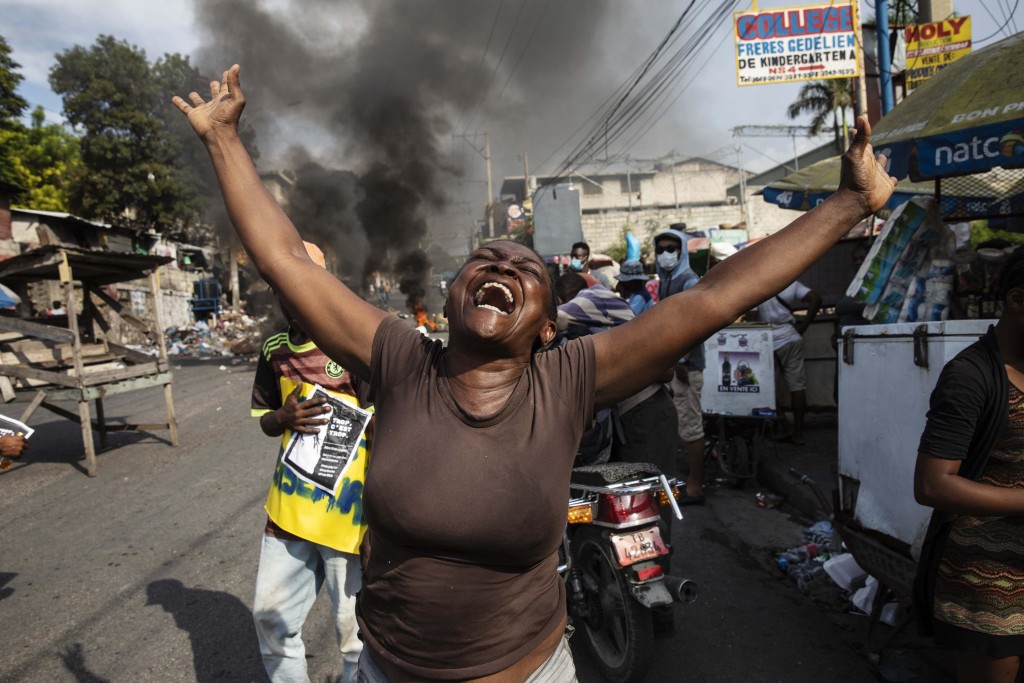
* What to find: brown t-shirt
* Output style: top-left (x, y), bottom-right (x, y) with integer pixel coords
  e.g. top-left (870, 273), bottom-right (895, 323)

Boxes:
top-left (358, 316), bottom-right (595, 679)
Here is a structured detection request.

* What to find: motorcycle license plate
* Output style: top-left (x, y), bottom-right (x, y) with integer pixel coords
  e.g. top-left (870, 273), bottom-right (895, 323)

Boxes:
top-left (610, 526), bottom-right (668, 567)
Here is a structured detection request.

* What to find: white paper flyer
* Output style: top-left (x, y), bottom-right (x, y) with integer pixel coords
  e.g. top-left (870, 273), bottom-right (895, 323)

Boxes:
top-left (281, 385), bottom-right (371, 497)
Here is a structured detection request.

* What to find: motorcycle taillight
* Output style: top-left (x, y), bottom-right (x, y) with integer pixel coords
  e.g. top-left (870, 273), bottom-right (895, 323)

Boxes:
top-left (658, 486), bottom-right (680, 507)
top-left (597, 492), bottom-right (659, 526)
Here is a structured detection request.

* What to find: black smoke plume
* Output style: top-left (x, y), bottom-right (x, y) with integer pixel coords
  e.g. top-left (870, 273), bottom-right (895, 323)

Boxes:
top-left (394, 250), bottom-right (431, 311)
top-left (191, 0), bottom-right (616, 296)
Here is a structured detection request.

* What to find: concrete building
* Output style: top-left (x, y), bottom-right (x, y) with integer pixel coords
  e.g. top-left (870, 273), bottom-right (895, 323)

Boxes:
top-left (500, 148), bottom-right (834, 254)
top-left (1, 208), bottom-right (218, 331)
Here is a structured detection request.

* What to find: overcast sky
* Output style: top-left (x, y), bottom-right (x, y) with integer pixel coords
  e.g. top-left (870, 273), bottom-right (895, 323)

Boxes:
top-left (2, 0), bottom-right (1020, 250)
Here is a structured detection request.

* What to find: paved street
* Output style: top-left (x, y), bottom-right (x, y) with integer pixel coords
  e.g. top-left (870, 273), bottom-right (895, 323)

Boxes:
top-left (1, 355), bottom-right (951, 682)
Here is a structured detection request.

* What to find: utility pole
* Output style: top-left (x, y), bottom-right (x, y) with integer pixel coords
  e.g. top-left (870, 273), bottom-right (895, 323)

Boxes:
top-left (853, 8), bottom-right (869, 118)
top-left (485, 134), bottom-right (494, 237)
top-left (734, 139), bottom-right (749, 229)
top-left (454, 132), bottom-right (495, 238)
top-left (877, 0), bottom-right (895, 114)
top-left (625, 157), bottom-right (633, 216)
top-left (522, 152), bottom-right (530, 204)
top-left (670, 153), bottom-right (679, 210)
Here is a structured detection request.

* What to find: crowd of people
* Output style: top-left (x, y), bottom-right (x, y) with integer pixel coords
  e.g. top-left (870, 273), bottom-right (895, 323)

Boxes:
top-left (167, 64), bottom-right (1024, 683)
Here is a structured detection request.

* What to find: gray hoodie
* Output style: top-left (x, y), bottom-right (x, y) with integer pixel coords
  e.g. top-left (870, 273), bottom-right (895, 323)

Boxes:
top-left (653, 227), bottom-right (704, 370)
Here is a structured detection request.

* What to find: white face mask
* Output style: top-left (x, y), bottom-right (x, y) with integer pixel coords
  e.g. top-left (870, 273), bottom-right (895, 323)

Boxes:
top-left (656, 251), bottom-right (680, 271)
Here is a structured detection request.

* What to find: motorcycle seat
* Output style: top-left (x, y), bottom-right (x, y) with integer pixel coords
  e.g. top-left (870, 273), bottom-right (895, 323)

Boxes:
top-left (570, 462), bottom-right (662, 486)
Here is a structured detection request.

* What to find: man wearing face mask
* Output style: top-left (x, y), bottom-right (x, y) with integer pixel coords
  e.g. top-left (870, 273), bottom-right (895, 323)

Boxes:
top-left (654, 224), bottom-right (707, 505)
top-left (569, 241), bottom-right (611, 288)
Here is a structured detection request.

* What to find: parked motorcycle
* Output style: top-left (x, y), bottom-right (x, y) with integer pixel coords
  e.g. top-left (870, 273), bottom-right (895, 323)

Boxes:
top-left (560, 461), bottom-right (696, 683)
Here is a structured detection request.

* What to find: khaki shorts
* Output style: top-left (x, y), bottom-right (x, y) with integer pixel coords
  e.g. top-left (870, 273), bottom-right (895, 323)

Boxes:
top-left (671, 370), bottom-right (704, 444)
top-left (774, 339), bottom-right (807, 392)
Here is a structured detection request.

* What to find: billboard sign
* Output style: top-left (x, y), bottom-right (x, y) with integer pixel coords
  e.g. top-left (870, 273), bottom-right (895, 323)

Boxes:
top-left (904, 16), bottom-right (972, 92)
top-left (734, 2), bottom-right (859, 87)
top-left (532, 183), bottom-right (583, 259)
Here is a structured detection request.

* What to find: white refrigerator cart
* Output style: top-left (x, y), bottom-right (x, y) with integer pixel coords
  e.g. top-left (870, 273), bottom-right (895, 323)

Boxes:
top-left (834, 319), bottom-right (995, 651)
top-left (836, 319), bottom-right (995, 550)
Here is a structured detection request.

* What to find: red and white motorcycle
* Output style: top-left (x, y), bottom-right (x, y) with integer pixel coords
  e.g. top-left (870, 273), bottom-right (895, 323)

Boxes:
top-left (561, 462), bottom-right (697, 683)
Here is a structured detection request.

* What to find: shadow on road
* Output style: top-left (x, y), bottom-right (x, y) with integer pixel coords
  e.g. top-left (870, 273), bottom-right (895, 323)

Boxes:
top-left (0, 412), bottom-right (171, 477)
top-left (0, 571), bottom-right (15, 600)
top-left (146, 578), bottom-right (269, 682)
top-left (59, 643), bottom-right (110, 683)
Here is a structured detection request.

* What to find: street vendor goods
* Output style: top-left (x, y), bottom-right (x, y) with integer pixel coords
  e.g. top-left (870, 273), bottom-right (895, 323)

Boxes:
top-left (848, 197), bottom-right (951, 324)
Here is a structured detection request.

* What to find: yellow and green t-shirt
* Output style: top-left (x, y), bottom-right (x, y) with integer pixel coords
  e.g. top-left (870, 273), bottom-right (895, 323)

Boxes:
top-left (251, 329), bottom-right (369, 553)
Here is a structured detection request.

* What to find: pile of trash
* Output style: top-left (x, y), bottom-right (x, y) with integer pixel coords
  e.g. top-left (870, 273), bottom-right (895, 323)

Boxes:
top-left (777, 521), bottom-right (905, 625)
top-left (166, 311), bottom-right (266, 357)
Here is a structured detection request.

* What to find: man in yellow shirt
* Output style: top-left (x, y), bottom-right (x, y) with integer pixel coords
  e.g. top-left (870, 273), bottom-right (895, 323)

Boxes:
top-left (250, 243), bottom-right (370, 683)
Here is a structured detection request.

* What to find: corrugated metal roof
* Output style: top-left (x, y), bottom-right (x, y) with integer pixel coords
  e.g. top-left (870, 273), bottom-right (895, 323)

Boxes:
top-left (10, 208), bottom-right (114, 230)
top-left (0, 245), bottom-right (172, 285)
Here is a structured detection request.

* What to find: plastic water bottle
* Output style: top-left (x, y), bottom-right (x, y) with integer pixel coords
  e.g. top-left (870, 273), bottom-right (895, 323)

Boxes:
top-left (778, 543), bottom-right (819, 567)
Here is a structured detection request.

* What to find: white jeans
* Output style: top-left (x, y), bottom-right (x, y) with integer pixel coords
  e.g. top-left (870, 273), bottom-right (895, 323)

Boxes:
top-left (253, 533), bottom-right (362, 683)
top-left (357, 636), bottom-right (577, 682)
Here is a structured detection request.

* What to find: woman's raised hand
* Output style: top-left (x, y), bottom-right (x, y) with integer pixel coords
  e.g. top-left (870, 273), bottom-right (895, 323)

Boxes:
top-left (839, 114), bottom-right (899, 216)
top-left (171, 64), bottom-right (245, 143)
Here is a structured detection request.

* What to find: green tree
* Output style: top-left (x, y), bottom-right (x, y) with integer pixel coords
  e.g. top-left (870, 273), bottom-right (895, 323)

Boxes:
top-left (0, 35), bottom-right (28, 127)
top-left (0, 34), bottom-right (30, 188)
top-left (150, 53), bottom-right (259, 243)
top-left (48, 36), bottom-right (204, 237)
top-left (786, 79), bottom-right (854, 153)
top-left (0, 106), bottom-right (82, 210)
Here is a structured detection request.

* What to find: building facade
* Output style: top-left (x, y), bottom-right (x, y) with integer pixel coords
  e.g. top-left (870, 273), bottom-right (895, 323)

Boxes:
top-left (501, 155), bottom-right (812, 254)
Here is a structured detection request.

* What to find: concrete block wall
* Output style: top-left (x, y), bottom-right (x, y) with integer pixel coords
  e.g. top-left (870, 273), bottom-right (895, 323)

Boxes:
top-left (581, 197), bottom-right (813, 251)
top-left (161, 267), bottom-right (202, 295)
top-left (22, 268), bottom-right (210, 347)
top-left (745, 194), bottom-right (805, 239)
top-left (582, 204), bottom-right (746, 254)
top-left (102, 284), bottom-right (194, 346)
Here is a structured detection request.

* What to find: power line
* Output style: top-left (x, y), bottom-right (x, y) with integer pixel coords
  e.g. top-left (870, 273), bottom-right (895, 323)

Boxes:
top-left (975, 0), bottom-right (1021, 44)
top-left (550, 0), bottom-right (705, 175)
top-left (453, 0), bottom-right (507, 133)
top-left (461, 0), bottom-right (530, 134)
top-left (541, 0), bottom-right (707, 178)
top-left (544, 0), bottom-right (745, 183)
top-left (612, 7), bottom-right (736, 157)
top-left (473, 0), bottom-right (555, 134)
top-left (532, 2), bottom-right (705, 174)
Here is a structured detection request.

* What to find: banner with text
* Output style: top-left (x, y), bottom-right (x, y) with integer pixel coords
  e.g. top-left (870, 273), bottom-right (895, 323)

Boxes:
top-left (904, 17), bottom-right (972, 92)
top-left (734, 2), bottom-right (859, 87)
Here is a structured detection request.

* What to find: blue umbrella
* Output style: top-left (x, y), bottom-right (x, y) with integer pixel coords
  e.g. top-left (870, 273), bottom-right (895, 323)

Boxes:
top-left (760, 156), bottom-right (1023, 220)
top-left (869, 31), bottom-right (1024, 181)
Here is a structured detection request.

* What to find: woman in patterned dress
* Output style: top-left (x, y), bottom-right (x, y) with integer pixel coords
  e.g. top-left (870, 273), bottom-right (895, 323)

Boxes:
top-left (915, 247), bottom-right (1024, 683)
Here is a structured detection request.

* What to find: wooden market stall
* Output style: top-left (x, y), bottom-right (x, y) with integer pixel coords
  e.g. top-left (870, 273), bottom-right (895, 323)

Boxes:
top-left (0, 245), bottom-right (179, 476)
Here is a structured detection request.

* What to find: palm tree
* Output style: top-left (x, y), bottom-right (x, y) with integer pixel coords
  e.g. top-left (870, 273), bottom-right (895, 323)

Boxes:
top-left (787, 79), bottom-right (855, 153)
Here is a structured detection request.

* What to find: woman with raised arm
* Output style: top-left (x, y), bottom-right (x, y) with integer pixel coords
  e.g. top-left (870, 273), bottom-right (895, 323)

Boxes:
top-left (174, 65), bottom-right (895, 683)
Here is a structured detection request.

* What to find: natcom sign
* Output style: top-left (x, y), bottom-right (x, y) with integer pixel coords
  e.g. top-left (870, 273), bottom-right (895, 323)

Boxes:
top-left (905, 17), bottom-right (972, 91)
top-left (734, 2), bottom-right (859, 87)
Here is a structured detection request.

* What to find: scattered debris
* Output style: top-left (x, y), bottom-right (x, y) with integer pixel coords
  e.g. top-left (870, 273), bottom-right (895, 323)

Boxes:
top-left (165, 311), bottom-right (265, 358)
top-left (777, 521), bottom-right (905, 620)
top-left (776, 521), bottom-right (848, 611)
top-left (755, 491), bottom-right (784, 509)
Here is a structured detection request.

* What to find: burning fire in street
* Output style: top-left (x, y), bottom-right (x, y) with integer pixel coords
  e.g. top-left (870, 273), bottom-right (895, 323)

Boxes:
top-left (413, 302), bottom-right (436, 332)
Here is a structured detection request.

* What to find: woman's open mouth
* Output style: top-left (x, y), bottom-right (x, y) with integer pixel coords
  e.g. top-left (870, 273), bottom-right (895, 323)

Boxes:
top-left (472, 282), bottom-right (515, 315)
